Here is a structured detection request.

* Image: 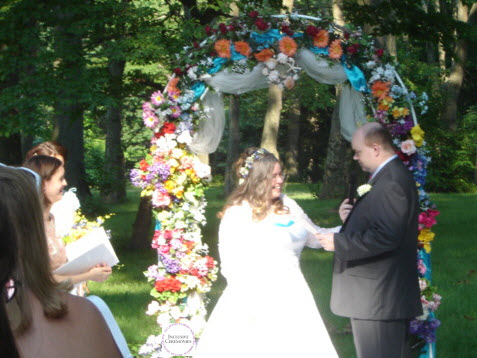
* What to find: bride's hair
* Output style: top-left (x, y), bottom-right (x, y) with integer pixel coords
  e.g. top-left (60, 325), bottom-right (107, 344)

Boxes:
top-left (0, 167), bottom-right (70, 335)
top-left (219, 147), bottom-right (288, 221)
top-left (24, 141), bottom-right (68, 164)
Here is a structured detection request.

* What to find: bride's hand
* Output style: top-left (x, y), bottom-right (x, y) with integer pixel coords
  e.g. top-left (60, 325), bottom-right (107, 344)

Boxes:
top-left (339, 198), bottom-right (354, 222)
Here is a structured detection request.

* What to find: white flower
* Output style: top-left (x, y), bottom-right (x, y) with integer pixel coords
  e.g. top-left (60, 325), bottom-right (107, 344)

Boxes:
top-left (169, 306), bottom-right (184, 320)
top-left (171, 148), bottom-right (183, 159)
top-left (146, 301), bottom-right (161, 316)
top-left (262, 67), bottom-right (269, 76)
top-left (177, 130), bottom-right (192, 145)
top-left (265, 58), bottom-right (277, 69)
top-left (357, 184), bottom-right (372, 197)
top-left (276, 53), bottom-right (288, 64)
top-left (193, 160), bottom-right (211, 180)
top-left (268, 70), bottom-right (280, 82)
top-left (365, 60), bottom-right (376, 69)
top-left (200, 73), bottom-right (212, 81)
top-left (400, 139), bottom-right (417, 155)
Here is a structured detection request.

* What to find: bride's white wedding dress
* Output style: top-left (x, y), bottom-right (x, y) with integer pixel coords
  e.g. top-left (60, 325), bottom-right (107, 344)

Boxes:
top-left (194, 195), bottom-right (339, 358)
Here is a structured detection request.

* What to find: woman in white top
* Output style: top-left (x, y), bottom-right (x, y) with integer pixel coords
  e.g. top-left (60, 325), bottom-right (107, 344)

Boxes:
top-left (194, 147), bottom-right (340, 358)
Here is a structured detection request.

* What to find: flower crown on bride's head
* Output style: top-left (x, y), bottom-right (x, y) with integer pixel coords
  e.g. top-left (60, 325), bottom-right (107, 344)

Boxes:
top-left (238, 148), bottom-right (269, 185)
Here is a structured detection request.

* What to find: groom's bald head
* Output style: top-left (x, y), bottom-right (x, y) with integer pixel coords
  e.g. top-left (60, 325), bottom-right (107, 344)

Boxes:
top-left (352, 122), bottom-right (396, 173)
top-left (360, 122), bottom-right (395, 153)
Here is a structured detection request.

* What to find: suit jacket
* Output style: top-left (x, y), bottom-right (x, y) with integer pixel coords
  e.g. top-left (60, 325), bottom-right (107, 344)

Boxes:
top-left (330, 157), bottom-right (422, 320)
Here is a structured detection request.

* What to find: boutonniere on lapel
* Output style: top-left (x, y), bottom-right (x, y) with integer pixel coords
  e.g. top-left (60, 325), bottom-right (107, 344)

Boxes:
top-left (357, 184), bottom-right (372, 198)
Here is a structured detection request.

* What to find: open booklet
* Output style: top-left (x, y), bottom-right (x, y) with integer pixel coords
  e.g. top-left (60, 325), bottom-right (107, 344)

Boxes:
top-left (54, 227), bottom-right (119, 276)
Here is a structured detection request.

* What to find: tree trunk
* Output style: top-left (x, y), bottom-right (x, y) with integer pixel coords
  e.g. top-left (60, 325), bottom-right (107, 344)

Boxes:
top-left (55, 104), bottom-right (91, 201)
top-left (224, 95), bottom-right (241, 196)
top-left (130, 196), bottom-right (153, 250)
top-left (285, 101), bottom-right (301, 180)
top-left (332, 0), bottom-right (345, 26)
top-left (261, 84), bottom-right (282, 158)
top-left (442, 2), bottom-right (477, 130)
top-left (319, 92), bottom-right (353, 199)
top-left (53, 6), bottom-right (91, 203)
top-left (102, 58), bottom-right (127, 203)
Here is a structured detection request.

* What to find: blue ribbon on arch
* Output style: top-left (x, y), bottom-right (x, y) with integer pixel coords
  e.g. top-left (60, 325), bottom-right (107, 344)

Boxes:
top-left (230, 45), bottom-right (246, 61)
top-left (207, 57), bottom-right (228, 74)
top-left (251, 29), bottom-right (284, 49)
top-left (341, 55), bottom-right (369, 92)
top-left (191, 82), bottom-right (206, 100)
top-left (309, 46), bottom-right (329, 55)
top-left (155, 220), bottom-right (162, 231)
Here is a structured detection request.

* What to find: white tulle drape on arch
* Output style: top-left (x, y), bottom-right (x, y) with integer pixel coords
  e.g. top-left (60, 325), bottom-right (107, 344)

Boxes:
top-left (188, 48), bottom-right (367, 155)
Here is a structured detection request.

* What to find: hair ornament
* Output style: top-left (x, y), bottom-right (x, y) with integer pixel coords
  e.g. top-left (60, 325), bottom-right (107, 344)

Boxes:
top-left (238, 148), bottom-right (269, 185)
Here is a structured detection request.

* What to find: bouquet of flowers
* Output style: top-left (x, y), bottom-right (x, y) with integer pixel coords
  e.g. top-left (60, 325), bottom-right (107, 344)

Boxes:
top-left (62, 211), bottom-right (113, 245)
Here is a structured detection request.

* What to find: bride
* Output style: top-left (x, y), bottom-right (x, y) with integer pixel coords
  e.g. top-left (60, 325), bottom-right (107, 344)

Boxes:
top-left (194, 147), bottom-right (340, 358)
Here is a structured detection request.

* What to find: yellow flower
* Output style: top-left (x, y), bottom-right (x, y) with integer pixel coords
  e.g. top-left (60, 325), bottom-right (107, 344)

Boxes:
top-left (164, 180), bottom-right (175, 192)
top-left (418, 228), bottom-right (435, 253)
top-left (411, 125), bottom-right (425, 147)
top-left (392, 107), bottom-right (410, 119)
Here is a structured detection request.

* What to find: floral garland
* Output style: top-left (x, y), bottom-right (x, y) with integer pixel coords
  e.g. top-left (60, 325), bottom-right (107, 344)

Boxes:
top-left (131, 9), bottom-right (440, 356)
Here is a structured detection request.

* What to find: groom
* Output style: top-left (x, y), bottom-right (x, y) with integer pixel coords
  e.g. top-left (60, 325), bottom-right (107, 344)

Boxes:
top-left (317, 122), bottom-right (422, 358)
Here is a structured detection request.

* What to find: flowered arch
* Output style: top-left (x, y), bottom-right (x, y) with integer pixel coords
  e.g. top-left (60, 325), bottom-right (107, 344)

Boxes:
top-left (131, 11), bottom-right (440, 358)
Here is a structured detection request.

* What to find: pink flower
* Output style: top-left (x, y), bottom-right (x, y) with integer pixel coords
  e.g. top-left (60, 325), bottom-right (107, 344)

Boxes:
top-left (427, 209), bottom-right (440, 218)
top-left (152, 190), bottom-right (171, 208)
top-left (401, 139), bottom-right (417, 155)
top-left (170, 106), bottom-right (181, 118)
top-left (419, 211), bottom-right (437, 229)
top-left (143, 110), bottom-right (158, 128)
top-left (157, 245), bottom-right (170, 255)
top-left (151, 90), bottom-right (165, 106)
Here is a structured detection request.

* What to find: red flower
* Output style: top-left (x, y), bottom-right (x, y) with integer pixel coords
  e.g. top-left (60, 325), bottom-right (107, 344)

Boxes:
top-left (375, 48), bottom-right (385, 57)
top-left (193, 41), bottom-right (200, 49)
top-left (173, 67), bottom-right (183, 76)
top-left (155, 277), bottom-right (182, 293)
top-left (189, 268), bottom-right (200, 277)
top-left (205, 25), bottom-right (213, 36)
top-left (281, 25), bottom-right (294, 36)
top-left (227, 24), bottom-right (235, 31)
top-left (395, 150), bottom-right (410, 164)
top-left (249, 11), bottom-right (259, 18)
top-left (139, 159), bottom-right (149, 171)
top-left (218, 23), bottom-right (228, 34)
top-left (305, 25), bottom-right (319, 37)
top-left (255, 18), bottom-right (269, 31)
top-left (205, 256), bottom-right (215, 269)
top-left (347, 45), bottom-right (358, 54)
top-left (344, 32), bottom-right (350, 40)
top-left (162, 122), bottom-right (176, 134)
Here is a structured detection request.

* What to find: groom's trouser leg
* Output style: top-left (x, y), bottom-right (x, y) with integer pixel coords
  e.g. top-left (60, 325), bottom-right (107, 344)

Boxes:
top-left (351, 318), bottom-right (411, 358)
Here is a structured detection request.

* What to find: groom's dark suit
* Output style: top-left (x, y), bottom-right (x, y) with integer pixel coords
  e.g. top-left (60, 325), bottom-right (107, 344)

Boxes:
top-left (331, 157), bottom-right (422, 357)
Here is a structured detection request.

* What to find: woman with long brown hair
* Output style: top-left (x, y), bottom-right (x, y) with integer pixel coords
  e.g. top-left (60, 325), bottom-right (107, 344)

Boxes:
top-left (1, 166), bottom-right (121, 357)
top-left (24, 155), bottom-right (112, 290)
top-left (194, 147), bottom-right (340, 358)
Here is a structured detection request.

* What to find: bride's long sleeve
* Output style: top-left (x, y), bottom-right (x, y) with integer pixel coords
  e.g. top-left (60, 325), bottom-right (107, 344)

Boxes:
top-left (283, 195), bottom-right (341, 249)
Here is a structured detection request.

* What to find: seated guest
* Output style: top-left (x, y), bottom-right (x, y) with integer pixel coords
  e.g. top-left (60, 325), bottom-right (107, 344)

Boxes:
top-left (1, 166), bottom-right (121, 357)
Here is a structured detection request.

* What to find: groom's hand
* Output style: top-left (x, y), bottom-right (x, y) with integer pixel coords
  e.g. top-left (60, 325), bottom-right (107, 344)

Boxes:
top-left (339, 198), bottom-right (354, 222)
top-left (316, 233), bottom-right (335, 251)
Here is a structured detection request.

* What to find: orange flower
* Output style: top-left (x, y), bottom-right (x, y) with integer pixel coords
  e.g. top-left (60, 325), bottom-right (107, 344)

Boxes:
top-left (167, 77), bottom-right (180, 95)
top-left (254, 48), bottom-right (274, 62)
top-left (214, 39), bottom-right (231, 58)
top-left (371, 81), bottom-right (391, 100)
top-left (279, 36), bottom-right (297, 57)
top-left (328, 39), bottom-right (343, 59)
top-left (313, 29), bottom-right (329, 48)
top-left (377, 96), bottom-right (394, 111)
top-left (234, 41), bottom-right (251, 57)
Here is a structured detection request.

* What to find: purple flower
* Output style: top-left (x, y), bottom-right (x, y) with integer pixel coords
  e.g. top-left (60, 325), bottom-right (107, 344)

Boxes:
top-left (149, 162), bottom-right (171, 181)
top-left (160, 255), bottom-right (181, 274)
top-left (130, 169), bottom-right (147, 189)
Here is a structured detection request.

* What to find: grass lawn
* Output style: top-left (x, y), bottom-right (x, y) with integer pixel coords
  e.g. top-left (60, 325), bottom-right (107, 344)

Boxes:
top-left (88, 185), bottom-right (477, 357)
